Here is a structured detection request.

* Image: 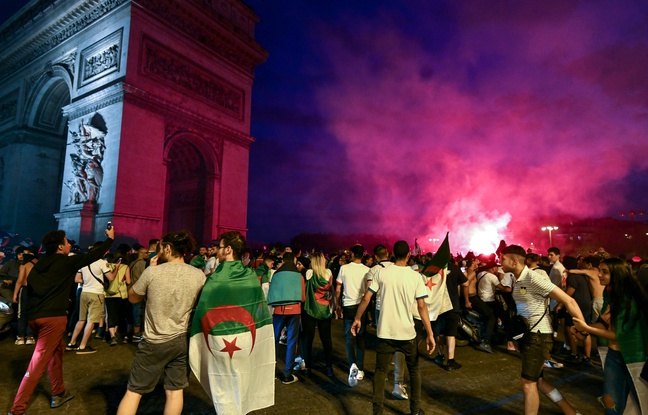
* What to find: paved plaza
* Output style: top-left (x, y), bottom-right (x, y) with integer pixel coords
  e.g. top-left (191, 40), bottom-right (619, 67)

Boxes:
top-left (2, 319), bottom-right (603, 414)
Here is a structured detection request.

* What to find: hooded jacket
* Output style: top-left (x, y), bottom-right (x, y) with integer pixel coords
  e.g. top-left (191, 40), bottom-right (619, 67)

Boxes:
top-left (26, 238), bottom-right (113, 320)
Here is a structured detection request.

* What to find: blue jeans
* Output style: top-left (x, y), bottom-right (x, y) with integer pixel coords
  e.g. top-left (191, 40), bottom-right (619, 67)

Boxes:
top-left (343, 305), bottom-right (366, 370)
top-left (133, 300), bottom-right (146, 328)
top-left (603, 348), bottom-right (638, 414)
top-left (273, 314), bottom-right (301, 377)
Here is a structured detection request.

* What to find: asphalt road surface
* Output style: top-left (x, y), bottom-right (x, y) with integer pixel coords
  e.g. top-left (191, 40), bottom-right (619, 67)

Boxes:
top-left (2, 319), bottom-right (604, 414)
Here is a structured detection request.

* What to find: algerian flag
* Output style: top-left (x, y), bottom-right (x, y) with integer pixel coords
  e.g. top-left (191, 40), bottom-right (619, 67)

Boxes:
top-left (414, 232), bottom-right (453, 321)
top-left (189, 260), bottom-right (275, 415)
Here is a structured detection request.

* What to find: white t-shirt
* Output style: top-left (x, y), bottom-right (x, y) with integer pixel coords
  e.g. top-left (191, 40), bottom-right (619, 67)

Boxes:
top-left (369, 265), bottom-right (428, 341)
top-left (204, 257), bottom-right (218, 275)
top-left (477, 271), bottom-right (500, 302)
top-left (512, 266), bottom-right (555, 334)
top-left (549, 260), bottom-right (566, 309)
top-left (364, 261), bottom-right (393, 311)
top-left (336, 262), bottom-right (370, 307)
top-left (549, 261), bottom-right (566, 289)
top-left (79, 259), bottom-right (111, 294)
top-left (501, 272), bottom-right (515, 288)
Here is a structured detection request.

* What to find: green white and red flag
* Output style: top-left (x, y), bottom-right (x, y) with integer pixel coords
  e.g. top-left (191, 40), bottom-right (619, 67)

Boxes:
top-left (189, 260), bottom-right (275, 415)
top-left (416, 233), bottom-right (453, 321)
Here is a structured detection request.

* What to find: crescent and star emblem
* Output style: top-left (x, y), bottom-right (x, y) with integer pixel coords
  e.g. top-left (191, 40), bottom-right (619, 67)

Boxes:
top-left (426, 268), bottom-right (445, 289)
top-left (200, 305), bottom-right (257, 359)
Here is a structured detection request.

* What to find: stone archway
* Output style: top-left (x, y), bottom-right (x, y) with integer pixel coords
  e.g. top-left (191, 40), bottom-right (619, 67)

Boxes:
top-left (164, 139), bottom-right (210, 244)
top-left (19, 75), bottom-right (70, 238)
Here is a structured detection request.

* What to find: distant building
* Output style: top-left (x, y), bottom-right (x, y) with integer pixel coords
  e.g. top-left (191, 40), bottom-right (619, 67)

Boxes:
top-left (0, 0), bottom-right (267, 246)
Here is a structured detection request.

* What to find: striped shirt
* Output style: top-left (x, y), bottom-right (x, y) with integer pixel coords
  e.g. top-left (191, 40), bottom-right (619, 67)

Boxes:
top-left (512, 266), bottom-right (556, 334)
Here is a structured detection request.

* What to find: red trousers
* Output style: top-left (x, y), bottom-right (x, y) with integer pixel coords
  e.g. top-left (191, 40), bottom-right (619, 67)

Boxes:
top-left (11, 316), bottom-right (67, 415)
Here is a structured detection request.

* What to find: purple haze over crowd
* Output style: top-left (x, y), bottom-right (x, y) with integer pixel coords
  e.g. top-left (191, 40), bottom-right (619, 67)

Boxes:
top-left (2, 1), bottom-right (648, 252)
top-left (245, 0), bottom-right (648, 251)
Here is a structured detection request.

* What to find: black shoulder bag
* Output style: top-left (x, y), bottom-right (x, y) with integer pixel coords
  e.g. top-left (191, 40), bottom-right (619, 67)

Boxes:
top-left (509, 300), bottom-right (549, 342)
top-left (87, 264), bottom-right (110, 291)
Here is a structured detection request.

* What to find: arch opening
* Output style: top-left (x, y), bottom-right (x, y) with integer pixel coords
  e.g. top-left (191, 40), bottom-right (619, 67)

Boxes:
top-left (164, 139), bottom-right (209, 244)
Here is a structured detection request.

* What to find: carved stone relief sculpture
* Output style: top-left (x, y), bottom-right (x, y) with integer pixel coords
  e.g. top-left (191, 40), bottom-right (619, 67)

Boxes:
top-left (78, 28), bottom-right (123, 88)
top-left (64, 112), bottom-right (107, 204)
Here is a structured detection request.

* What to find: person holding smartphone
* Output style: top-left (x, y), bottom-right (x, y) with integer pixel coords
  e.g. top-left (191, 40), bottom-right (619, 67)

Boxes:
top-left (9, 225), bottom-right (115, 415)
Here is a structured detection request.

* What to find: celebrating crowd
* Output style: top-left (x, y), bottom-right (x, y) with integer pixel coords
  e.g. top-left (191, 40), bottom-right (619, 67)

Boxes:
top-left (1, 227), bottom-right (647, 415)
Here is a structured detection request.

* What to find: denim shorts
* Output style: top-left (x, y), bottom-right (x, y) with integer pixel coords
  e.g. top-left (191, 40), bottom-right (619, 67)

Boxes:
top-left (520, 332), bottom-right (553, 381)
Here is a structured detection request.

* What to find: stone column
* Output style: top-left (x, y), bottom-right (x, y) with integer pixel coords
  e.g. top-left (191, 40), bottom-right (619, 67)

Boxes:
top-left (54, 201), bottom-right (99, 247)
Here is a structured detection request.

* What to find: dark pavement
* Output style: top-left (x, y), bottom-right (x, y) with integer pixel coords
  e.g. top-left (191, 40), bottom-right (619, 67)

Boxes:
top-left (2, 319), bottom-right (604, 414)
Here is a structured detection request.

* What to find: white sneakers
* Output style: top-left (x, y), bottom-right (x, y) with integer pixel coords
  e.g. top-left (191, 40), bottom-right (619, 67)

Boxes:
top-left (293, 356), bottom-right (306, 371)
top-left (392, 383), bottom-right (409, 400)
top-left (15, 337), bottom-right (35, 345)
top-left (356, 370), bottom-right (365, 380)
top-left (348, 363), bottom-right (359, 387)
top-left (544, 359), bottom-right (564, 369)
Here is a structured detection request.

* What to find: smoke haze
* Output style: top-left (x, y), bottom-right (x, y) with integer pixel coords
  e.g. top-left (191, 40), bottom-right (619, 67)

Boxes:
top-left (247, 1), bottom-right (648, 251)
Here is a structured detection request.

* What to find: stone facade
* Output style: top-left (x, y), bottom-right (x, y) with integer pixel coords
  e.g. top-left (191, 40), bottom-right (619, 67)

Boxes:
top-left (0, 0), bottom-right (267, 246)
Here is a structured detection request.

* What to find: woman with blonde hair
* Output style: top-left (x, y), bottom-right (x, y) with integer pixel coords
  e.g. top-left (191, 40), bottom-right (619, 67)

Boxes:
top-left (302, 252), bottom-right (335, 376)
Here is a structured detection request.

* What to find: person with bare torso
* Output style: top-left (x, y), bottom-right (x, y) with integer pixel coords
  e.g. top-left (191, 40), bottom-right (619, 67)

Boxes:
top-left (569, 256), bottom-right (604, 323)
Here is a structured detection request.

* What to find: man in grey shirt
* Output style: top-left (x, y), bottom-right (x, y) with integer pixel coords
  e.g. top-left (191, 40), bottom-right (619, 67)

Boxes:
top-left (116, 231), bottom-right (206, 415)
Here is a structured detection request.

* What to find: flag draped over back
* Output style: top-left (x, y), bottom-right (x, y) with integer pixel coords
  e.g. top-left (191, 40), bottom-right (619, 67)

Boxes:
top-left (304, 273), bottom-right (333, 319)
top-left (189, 260), bottom-right (275, 415)
top-left (416, 233), bottom-right (453, 321)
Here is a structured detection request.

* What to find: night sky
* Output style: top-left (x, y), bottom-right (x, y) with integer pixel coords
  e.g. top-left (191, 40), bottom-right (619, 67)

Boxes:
top-left (245, 0), bottom-right (648, 251)
top-left (3, 1), bottom-right (648, 251)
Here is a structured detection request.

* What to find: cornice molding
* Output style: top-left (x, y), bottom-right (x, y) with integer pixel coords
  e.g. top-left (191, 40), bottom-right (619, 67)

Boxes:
top-left (62, 82), bottom-right (125, 120)
top-left (134, 0), bottom-right (268, 76)
top-left (0, 0), bottom-right (129, 82)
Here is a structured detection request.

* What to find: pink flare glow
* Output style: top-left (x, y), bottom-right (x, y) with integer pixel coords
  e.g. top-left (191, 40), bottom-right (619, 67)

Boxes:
top-left (307, 3), bottom-right (648, 252)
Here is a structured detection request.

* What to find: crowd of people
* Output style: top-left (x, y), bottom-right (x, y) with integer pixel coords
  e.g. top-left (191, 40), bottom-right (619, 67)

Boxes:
top-left (1, 229), bottom-right (647, 415)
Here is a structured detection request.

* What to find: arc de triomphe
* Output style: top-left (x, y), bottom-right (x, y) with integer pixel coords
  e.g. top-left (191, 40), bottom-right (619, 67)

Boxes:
top-left (0, 0), bottom-right (267, 246)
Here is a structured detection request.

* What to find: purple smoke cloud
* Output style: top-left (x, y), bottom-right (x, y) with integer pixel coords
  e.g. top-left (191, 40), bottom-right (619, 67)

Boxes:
top-left (247, 1), bottom-right (648, 251)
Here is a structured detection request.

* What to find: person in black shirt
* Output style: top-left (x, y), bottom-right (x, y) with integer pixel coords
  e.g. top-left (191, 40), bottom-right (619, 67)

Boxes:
top-left (9, 227), bottom-right (114, 415)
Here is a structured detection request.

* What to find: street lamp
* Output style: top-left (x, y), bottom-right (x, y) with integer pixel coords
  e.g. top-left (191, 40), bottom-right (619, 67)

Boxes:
top-left (429, 238), bottom-right (439, 251)
top-left (541, 226), bottom-right (558, 247)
